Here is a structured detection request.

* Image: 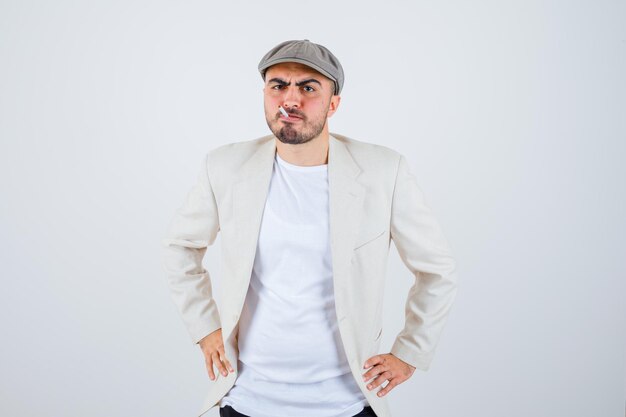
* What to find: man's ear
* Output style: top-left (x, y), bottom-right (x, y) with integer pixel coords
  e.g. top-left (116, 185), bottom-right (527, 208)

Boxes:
top-left (327, 95), bottom-right (341, 118)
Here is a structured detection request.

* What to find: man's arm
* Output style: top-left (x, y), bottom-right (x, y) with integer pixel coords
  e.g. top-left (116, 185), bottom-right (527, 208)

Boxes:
top-left (161, 153), bottom-right (222, 345)
top-left (389, 154), bottom-right (458, 371)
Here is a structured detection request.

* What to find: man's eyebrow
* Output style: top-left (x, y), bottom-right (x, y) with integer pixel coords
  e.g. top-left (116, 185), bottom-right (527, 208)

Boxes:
top-left (267, 77), bottom-right (323, 87)
top-left (295, 78), bottom-right (322, 87)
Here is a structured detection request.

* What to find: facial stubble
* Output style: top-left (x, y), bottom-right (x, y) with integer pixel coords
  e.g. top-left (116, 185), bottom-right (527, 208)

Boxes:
top-left (266, 102), bottom-right (330, 145)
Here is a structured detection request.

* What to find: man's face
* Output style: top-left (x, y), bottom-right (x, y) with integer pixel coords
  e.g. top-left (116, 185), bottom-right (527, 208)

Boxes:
top-left (263, 62), bottom-right (340, 145)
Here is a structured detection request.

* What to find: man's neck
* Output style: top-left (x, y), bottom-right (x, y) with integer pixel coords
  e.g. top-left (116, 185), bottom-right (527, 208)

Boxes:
top-left (275, 131), bottom-right (330, 167)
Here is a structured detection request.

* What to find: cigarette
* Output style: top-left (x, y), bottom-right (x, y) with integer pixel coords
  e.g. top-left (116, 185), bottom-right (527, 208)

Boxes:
top-left (279, 106), bottom-right (289, 118)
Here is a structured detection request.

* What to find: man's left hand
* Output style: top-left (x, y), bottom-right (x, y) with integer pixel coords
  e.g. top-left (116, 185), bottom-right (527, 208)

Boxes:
top-left (362, 353), bottom-right (416, 397)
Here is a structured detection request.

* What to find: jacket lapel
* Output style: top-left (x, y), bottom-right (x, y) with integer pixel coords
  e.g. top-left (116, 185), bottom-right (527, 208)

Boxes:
top-left (327, 134), bottom-right (366, 300)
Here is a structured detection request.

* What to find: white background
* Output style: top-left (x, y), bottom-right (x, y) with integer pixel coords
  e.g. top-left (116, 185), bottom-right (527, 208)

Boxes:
top-left (0, 1), bottom-right (624, 416)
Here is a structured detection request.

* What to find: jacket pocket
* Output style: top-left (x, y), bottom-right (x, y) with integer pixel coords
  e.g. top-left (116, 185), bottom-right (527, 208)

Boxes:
top-left (374, 326), bottom-right (383, 341)
top-left (353, 229), bottom-right (386, 250)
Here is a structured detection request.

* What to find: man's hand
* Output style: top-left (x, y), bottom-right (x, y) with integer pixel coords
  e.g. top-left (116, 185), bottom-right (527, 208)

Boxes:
top-left (362, 353), bottom-right (416, 397)
top-left (198, 328), bottom-right (234, 380)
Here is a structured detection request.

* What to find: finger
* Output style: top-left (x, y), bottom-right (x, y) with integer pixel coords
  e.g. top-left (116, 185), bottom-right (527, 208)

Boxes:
top-left (363, 354), bottom-right (383, 369)
top-left (212, 352), bottom-right (228, 377)
top-left (362, 364), bottom-right (389, 382)
top-left (366, 371), bottom-right (393, 391)
top-left (217, 346), bottom-right (234, 372)
top-left (205, 356), bottom-right (216, 381)
top-left (376, 378), bottom-right (399, 397)
top-left (224, 358), bottom-right (235, 373)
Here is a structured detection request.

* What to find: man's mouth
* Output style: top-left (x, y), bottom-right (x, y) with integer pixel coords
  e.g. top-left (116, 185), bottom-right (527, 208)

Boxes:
top-left (279, 113), bottom-right (303, 122)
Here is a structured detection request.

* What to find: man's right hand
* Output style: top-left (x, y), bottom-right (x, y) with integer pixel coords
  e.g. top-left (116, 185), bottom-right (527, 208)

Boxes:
top-left (198, 328), bottom-right (235, 380)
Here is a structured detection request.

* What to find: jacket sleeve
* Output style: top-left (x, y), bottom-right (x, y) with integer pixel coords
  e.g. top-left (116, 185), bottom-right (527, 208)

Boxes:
top-left (161, 153), bottom-right (222, 344)
top-left (389, 154), bottom-right (458, 371)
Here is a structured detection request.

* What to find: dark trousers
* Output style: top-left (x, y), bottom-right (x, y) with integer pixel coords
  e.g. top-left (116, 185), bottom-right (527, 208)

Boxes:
top-left (219, 404), bottom-right (378, 417)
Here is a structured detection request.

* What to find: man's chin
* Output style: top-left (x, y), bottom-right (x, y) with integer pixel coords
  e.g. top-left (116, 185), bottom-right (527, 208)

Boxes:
top-left (267, 119), bottom-right (322, 145)
top-left (271, 125), bottom-right (305, 145)
top-left (276, 133), bottom-right (306, 145)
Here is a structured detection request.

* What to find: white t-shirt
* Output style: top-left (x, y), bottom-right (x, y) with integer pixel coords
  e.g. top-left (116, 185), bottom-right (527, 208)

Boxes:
top-left (219, 151), bottom-right (368, 417)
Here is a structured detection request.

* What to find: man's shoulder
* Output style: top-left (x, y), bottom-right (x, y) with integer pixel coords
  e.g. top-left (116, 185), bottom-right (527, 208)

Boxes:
top-left (203, 134), bottom-right (274, 173)
top-left (206, 134), bottom-right (273, 159)
top-left (331, 132), bottom-right (402, 166)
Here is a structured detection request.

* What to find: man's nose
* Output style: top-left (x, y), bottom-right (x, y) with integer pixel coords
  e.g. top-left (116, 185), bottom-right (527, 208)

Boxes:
top-left (282, 86), bottom-right (301, 108)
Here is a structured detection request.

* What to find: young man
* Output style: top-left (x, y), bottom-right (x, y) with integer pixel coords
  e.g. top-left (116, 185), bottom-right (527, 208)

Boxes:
top-left (162, 39), bottom-right (458, 417)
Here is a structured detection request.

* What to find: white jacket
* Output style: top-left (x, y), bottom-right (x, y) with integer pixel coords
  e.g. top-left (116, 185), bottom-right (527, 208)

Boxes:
top-left (162, 133), bottom-right (458, 417)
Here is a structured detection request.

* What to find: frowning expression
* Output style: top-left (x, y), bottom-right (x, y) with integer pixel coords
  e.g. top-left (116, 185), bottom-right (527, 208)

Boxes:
top-left (263, 62), bottom-right (340, 145)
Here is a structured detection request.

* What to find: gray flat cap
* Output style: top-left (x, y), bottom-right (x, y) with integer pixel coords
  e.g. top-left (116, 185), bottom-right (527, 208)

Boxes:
top-left (258, 39), bottom-right (344, 95)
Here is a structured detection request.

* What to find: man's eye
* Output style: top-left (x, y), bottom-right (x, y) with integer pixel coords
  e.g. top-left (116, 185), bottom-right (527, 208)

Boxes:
top-left (303, 86), bottom-right (315, 92)
top-left (272, 85), bottom-right (284, 90)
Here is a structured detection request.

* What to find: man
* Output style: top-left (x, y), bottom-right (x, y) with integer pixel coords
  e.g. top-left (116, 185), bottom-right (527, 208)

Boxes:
top-left (162, 39), bottom-right (458, 417)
